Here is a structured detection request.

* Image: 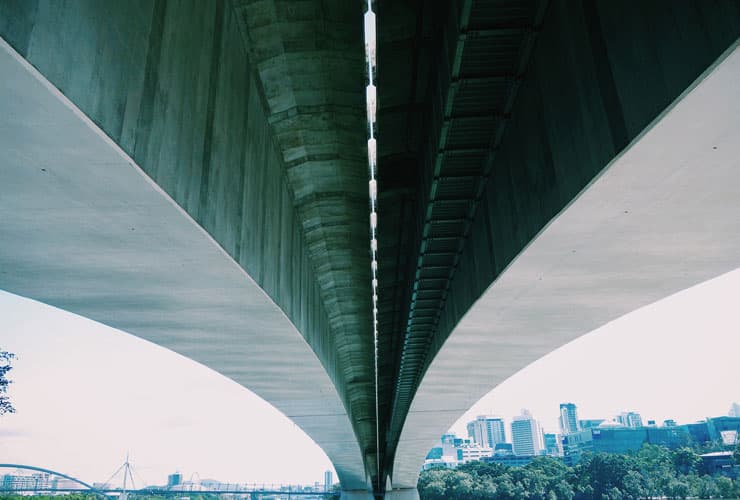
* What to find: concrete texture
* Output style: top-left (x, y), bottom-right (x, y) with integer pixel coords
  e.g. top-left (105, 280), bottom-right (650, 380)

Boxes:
top-left (0, 0), bottom-right (378, 483)
top-left (391, 42), bottom-right (740, 488)
top-left (229, 0), bottom-right (378, 477)
top-left (1, 0), bottom-right (740, 494)
top-left (0, 0), bottom-right (370, 490)
top-left (376, 0), bottom-right (740, 487)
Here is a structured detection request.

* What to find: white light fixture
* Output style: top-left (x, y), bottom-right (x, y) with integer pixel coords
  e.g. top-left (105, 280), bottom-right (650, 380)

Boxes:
top-left (364, 0), bottom-right (381, 484)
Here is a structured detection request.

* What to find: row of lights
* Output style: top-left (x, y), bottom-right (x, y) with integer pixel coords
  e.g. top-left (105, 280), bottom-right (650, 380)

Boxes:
top-left (363, 0), bottom-right (380, 483)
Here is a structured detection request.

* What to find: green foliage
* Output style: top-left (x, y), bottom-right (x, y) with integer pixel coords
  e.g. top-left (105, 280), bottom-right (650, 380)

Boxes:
top-left (417, 443), bottom-right (740, 500)
top-left (672, 447), bottom-right (701, 474)
top-left (0, 350), bottom-right (15, 415)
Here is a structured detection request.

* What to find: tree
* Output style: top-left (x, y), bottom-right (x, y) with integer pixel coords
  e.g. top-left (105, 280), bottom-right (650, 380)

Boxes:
top-left (0, 350), bottom-right (15, 415)
top-left (622, 470), bottom-right (647, 499)
top-left (715, 476), bottom-right (738, 499)
top-left (671, 447), bottom-right (701, 475)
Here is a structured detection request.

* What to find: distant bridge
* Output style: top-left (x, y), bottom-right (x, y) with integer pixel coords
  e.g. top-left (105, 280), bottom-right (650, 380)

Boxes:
top-left (0, 463), bottom-right (332, 497)
top-left (5, 488), bottom-right (331, 497)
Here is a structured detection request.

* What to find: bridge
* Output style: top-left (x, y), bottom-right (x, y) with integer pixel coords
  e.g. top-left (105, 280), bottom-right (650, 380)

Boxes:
top-left (0, 463), bottom-right (330, 498)
top-left (1, 1), bottom-right (739, 498)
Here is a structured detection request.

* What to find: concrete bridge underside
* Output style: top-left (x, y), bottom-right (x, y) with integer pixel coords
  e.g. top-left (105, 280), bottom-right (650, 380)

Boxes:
top-left (1, 1), bottom-right (739, 497)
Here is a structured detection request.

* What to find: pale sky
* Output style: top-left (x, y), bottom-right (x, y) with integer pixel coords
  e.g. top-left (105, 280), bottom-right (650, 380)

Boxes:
top-left (1, 268), bottom-right (739, 487)
top-left (450, 267), bottom-right (740, 439)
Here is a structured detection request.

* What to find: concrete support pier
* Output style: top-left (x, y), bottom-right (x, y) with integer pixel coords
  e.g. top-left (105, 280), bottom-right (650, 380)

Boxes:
top-left (384, 489), bottom-right (419, 500)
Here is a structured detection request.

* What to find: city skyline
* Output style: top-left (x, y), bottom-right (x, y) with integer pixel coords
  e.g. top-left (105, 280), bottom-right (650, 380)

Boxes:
top-left (459, 401), bottom-right (740, 447)
top-left (1, 268), bottom-right (740, 484)
top-left (428, 403), bottom-right (738, 472)
top-left (449, 268), bottom-right (740, 439)
top-left (460, 398), bottom-right (740, 446)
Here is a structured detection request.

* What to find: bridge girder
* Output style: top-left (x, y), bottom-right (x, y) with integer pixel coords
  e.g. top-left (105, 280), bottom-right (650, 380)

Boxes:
top-left (1, 0), bottom-right (739, 495)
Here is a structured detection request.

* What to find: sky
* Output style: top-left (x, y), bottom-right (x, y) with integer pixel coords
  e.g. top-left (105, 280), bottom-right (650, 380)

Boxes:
top-left (1, 268), bottom-right (739, 487)
top-left (450, 267), bottom-right (740, 438)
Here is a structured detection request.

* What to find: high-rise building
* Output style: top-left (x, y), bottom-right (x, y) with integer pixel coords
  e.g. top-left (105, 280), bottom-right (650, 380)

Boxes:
top-left (559, 403), bottom-right (580, 435)
top-left (167, 473), bottom-right (182, 488)
top-left (324, 471), bottom-right (333, 491)
top-left (510, 409), bottom-right (545, 456)
top-left (544, 433), bottom-right (563, 457)
top-left (617, 411), bottom-right (644, 428)
top-left (729, 402), bottom-right (740, 417)
top-left (466, 415), bottom-right (506, 448)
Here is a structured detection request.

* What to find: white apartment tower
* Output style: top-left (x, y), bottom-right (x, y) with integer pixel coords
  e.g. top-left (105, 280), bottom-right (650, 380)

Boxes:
top-left (466, 415), bottom-right (506, 448)
top-left (510, 409), bottom-right (545, 456)
top-left (559, 403), bottom-right (580, 435)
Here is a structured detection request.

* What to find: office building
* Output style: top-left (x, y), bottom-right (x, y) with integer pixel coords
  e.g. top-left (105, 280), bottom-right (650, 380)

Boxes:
top-left (559, 403), bottom-right (580, 435)
top-left (562, 430), bottom-right (594, 466)
top-left (466, 415), bottom-right (506, 448)
top-left (493, 443), bottom-right (514, 456)
top-left (707, 416), bottom-right (740, 445)
top-left (544, 433), bottom-right (563, 457)
top-left (510, 409), bottom-right (545, 456)
top-left (324, 471), bottom-right (333, 491)
top-left (456, 442), bottom-right (493, 463)
top-left (617, 411), bottom-right (644, 428)
top-left (579, 419), bottom-right (605, 430)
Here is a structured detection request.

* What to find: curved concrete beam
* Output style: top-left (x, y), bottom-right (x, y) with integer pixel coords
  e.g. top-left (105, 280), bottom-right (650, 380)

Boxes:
top-left (392, 42), bottom-right (740, 488)
top-left (231, 0), bottom-right (377, 472)
top-left (0, 36), bottom-right (367, 491)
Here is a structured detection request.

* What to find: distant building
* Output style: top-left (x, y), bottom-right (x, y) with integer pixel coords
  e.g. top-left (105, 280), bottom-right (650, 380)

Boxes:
top-left (647, 426), bottom-right (692, 448)
top-left (686, 421), bottom-right (711, 444)
top-left (544, 433), bottom-right (563, 457)
top-left (562, 430), bottom-right (594, 465)
top-left (559, 403), bottom-right (580, 435)
top-left (483, 455), bottom-right (536, 467)
top-left (729, 402), bottom-right (740, 417)
top-left (617, 411), bottom-right (644, 428)
top-left (422, 458), bottom-right (456, 470)
top-left (324, 471), bottom-right (333, 491)
top-left (425, 433), bottom-right (477, 469)
top-left (592, 427), bottom-right (647, 454)
top-left (663, 419), bottom-right (677, 427)
top-left (493, 443), bottom-right (514, 456)
top-left (167, 473), bottom-right (182, 488)
top-left (579, 419), bottom-right (605, 430)
top-left (456, 442), bottom-right (493, 463)
top-left (2, 473), bottom-right (55, 491)
top-left (467, 415), bottom-right (506, 448)
top-left (440, 433), bottom-right (464, 457)
top-left (700, 452), bottom-right (739, 479)
top-left (511, 409), bottom-right (545, 456)
top-left (707, 416), bottom-right (740, 445)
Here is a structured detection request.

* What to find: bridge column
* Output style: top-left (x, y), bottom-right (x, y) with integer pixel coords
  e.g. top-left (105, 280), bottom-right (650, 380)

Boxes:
top-left (340, 490), bottom-right (375, 500)
top-left (384, 489), bottom-right (419, 500)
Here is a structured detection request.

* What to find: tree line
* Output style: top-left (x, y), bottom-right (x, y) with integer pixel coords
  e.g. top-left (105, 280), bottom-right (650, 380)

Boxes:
top-left (418, 444), bottom-right (740, 499)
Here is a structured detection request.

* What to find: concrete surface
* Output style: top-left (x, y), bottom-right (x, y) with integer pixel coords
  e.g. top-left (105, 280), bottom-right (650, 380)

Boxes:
top-left (391, 42), bottom-right (740, 488)
top-left (0, 32), bottom-right (368, 490)
top-left (1, 0), bottom-right (739, 493)
top-left (0, 0), bottom-right (378, 481)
